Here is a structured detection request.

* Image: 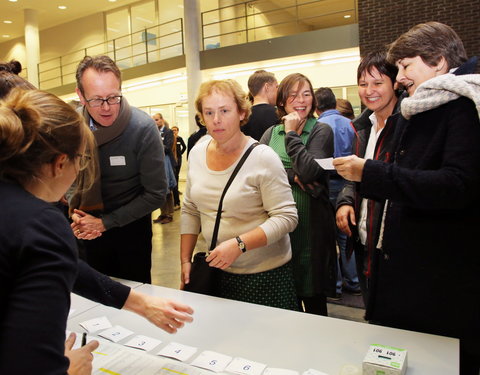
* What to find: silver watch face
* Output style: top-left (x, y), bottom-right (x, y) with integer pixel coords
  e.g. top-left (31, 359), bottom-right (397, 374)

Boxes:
top-left (236, 237), bottom-right (245, 250)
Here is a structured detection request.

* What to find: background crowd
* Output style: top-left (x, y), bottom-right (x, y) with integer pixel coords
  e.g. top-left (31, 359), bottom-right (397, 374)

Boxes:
top-left (0, 21), bottom-right (479, 375)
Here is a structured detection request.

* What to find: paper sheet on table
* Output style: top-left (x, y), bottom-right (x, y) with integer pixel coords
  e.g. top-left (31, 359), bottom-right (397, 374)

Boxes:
top-left (315, 158), bottom-right (334, 170)
top-left (92, 341), bottom-right (210, 375)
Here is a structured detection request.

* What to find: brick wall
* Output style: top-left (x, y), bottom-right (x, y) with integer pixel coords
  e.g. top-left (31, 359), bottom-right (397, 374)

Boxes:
top-left (358, 0), bottom-right (480, 71)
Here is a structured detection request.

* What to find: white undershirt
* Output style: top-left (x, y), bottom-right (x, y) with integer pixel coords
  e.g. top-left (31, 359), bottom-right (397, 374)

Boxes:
top-left (358, 112), bottom-right (383, 245)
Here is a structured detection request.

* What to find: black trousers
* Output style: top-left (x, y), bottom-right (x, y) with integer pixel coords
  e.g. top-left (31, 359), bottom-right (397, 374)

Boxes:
top-left (83, 214), bottom-right (152, 283)
top-left (172, 165), bottom-right (181, 206)
top-left (298, 294), bottom-right (328, 316)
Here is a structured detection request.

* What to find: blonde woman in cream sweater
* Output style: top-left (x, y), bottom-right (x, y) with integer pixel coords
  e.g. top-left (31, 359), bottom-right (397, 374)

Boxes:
top-left (180, 79), bottom-right (298, 310)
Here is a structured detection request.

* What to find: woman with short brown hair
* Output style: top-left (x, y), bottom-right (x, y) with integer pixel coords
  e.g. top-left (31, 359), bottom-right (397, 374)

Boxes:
top-left (334, 22), bottom-right (480, 374)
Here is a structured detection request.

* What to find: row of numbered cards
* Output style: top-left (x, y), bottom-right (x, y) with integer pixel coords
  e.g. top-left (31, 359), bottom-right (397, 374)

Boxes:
top-left (78, 316), bottom-right (331, 375)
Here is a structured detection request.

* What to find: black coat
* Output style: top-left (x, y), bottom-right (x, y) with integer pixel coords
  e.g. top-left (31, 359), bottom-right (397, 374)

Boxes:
top-left (337, 99), bottom-right (402, 281)
top-left (361, 95), bottom-right (480, 340)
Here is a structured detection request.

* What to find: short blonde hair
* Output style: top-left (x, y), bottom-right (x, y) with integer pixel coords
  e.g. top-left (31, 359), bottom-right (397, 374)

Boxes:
top-left (195, 79), bottom-right (251, 126)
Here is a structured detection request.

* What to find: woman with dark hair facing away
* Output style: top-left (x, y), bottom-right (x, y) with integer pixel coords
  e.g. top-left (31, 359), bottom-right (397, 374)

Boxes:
top-left (0, 60), bottom-right (36, 98)
top-left (336, 50), bottom-right (402, 305)
top-left (0, 88), bottom-right (99, 374)
top-left (334, 22), bottom-right (480, 374)
top-left (335, 98), bottom-right (355, 120)
top-left (260, 73), bottom-right (337, 316)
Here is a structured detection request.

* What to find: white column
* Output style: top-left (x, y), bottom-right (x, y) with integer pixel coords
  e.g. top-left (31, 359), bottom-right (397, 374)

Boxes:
top-left (24, 8), bottom-right (40, 88)
top-left (183, 0), bottom-right (202, 135)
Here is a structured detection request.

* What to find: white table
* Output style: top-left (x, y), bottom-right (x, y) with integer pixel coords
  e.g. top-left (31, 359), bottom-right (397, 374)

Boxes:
top-left (68, 284), bottom-right (459, 375)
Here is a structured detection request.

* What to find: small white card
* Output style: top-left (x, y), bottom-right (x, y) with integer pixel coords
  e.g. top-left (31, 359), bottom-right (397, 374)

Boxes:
top-left (264, 368), bottom-right (299, 375)
top-left (98, 325), bottom-right (133, 343)
top-left (315, 157), bottom-right (334, 170)
top-left (124, 335), bottom-right (162, 352)
top-left (110, 155), bottom-right (126, 166)
top-left (191, 350), bottom-right (233, 372)
top-left (79, 316), bottom-right (112, 333)
top-left (157, 342), bottom-right (197, 361)
top-left (303, 369), bottom-right (330, 375)
top-left (225, 357), bottom-right (267, 375)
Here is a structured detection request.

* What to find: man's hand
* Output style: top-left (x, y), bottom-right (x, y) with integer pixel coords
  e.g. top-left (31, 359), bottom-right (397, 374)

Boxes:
top-left (71, 209), bottom-right (104, 240)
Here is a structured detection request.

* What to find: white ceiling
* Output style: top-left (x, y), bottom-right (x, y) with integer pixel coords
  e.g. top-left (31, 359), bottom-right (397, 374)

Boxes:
top-left (0, 0), bottom-right (141, 41)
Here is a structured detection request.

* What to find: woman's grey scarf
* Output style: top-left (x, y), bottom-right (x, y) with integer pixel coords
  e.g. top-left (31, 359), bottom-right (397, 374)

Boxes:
top-left (401, 73), bottom-right (480, 120)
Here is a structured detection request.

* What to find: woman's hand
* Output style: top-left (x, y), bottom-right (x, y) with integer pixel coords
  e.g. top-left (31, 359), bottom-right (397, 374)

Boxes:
top-left (333, 155), bottom-right (366, 182)
top-left (180, 261), bottom-right (192, 290)
top-left (282, 111), bottom-right (306, 134)
top-left (123, 290), bottom-right (194, 334)
top-left (65, 332), bottom-right (99, 375)
top-left (206, 238), bottom-right (242, 270)
top-left (336, 205), bottom-right (356, 237)
top-left (294, 175), bottom-right (320, 192)
top-left (71, 209), bottom-right (104, 240)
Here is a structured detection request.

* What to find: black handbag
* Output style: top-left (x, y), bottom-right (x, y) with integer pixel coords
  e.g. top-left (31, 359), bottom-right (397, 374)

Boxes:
top-left (184, 142), bottom-right (259, 296)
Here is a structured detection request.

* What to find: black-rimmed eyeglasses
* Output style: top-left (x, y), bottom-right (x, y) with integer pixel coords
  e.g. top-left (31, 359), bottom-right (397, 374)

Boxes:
top-left (86, 95), bottom-right (122, 108)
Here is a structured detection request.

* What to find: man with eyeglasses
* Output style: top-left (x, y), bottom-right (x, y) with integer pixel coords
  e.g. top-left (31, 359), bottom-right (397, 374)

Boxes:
top-left (70, 55), bottom-right (167, 284)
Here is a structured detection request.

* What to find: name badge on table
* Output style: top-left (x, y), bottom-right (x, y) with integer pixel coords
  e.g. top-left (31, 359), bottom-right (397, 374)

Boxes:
top-left (110, 156), bottom-right (126, 166)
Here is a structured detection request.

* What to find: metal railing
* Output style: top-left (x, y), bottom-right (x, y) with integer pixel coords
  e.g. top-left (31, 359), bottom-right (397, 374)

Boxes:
top-left (38, 18), bottom-right (184, 90)
top-left (201, 0), bottom-right (357, 50)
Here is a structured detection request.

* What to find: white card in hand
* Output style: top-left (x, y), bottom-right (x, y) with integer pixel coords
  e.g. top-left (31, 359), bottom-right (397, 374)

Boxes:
top-left (79, 316), bottom-right (112, 333)
top-left (315, 158), bottom-right (335, 170)
top-left (157, 342), bottom-right (197, 361)
top-left (124, 335), bottom-right (162, 352)
top-left (98, 325), bottom-right (133, 343)
top-left (303, 369), bottom-right (330, 375)
top-left (264, 368), bottom-right (299, 375)
top-left (191, 350), bottom-right (233, 372)
top-left (225, 357), bottom-right (267, 375)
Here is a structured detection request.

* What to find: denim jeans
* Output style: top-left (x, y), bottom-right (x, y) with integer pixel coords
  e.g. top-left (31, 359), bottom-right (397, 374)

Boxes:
top-left (329, 177), bottom-right (360, 294)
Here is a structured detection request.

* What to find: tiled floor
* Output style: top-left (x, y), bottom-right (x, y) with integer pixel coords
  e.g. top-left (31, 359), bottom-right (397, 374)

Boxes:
top-left (150, 195), bottom-right (366, 324)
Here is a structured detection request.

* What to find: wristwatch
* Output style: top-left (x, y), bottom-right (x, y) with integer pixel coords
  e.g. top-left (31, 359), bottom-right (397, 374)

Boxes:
top-left (236, 236), bottom-right (247, 253)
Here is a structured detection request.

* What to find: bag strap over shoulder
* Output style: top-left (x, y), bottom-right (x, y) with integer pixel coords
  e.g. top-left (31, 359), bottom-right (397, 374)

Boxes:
top-left (209, 142), bottom-right (259, 251)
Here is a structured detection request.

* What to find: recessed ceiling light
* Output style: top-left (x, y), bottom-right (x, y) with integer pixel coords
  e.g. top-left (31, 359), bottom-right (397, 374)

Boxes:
top-left (344, 15), bottom-right (351, 19)
top-left (3, 20), bottom-right (13, 24)
top-left (8, 0), bottom-right (17, 2)
top-left (2, 35), bottom-right (11, 38)
top-left (108, 0), bottom-right (117, 2)
top-left (58, 5), bottom-right (67, 10)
